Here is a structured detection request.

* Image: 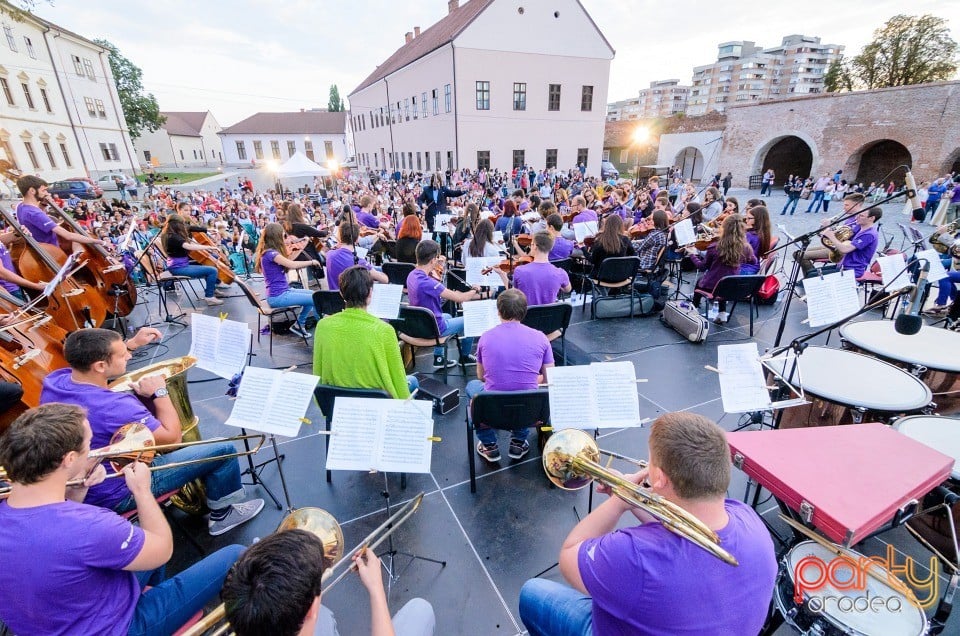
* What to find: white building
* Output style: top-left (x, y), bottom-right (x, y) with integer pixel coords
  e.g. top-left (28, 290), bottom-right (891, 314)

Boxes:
top-left (348, 0), bottom-right (613, 176)
top-left (0, 11), bottom-right (137, 180)
top-left (606, 97), bottom-right (640, 122)
top-left (133, 111), bottom-right (223, 168)
top-left (218, 111), bottom-right (347, 169)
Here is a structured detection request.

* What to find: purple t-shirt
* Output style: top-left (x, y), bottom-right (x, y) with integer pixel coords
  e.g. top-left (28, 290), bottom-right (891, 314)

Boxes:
top-left (326, 247), bottom-right (370, 291)
top-left (0, 500), bottom-right (145, 635)
top-left (261, 249), bottom-right (289, 297)
top-left (548, 237), bottom-right (575, 261)
top-left (475, 321), bottom-right (553, 391)
top-left (41, 368), bottom-right (162, 509)
top-left (0, 242), bottom-right (21, 294)
top-left (356, 210), bottom-right (380, 229)
top-left (17, 203), bottom-right (58, 245)
top-left (513, 262), bottom-right (570, 306)
top-left (572, 209), bottom-right (598, 224)
top-left (579, 499), bottom-right (776, 635)
top-left (406, 268), bottom-right (446, 332)
top-left (842, 225), bottom-right (878, 278)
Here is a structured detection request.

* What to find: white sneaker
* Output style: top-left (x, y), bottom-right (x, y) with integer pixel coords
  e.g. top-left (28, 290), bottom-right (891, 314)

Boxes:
top-left (714, 311), bottom-right (729, 324)
top-left (205, 297), bottom-right (224, 306)
top-left (208, 499), bottom-right (265, 536)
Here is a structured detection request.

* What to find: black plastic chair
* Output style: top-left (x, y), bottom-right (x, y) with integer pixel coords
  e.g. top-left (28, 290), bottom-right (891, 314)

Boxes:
top-left (381, 262), bottom-right (415, 287)
top-left (583, 256), bottom-right (642, 319)
top-left (701, 274), bottom-right (767, 336)
top-left (312, 290), bottom-right (345, 318)
top-left (391, 305), bottom-right (464, 375)
top-left (313, 384), bottom-right (391, 484)
top-left (467, 390), bottom-right (550, 493)
top-left (234, 278), bottom-right (306, 353)
top-left (549, 258), bottom-right (575, 301)
top-left (635, 246), bottom-right (668, 297)
top-left (522, 302), bottom-right (573, 364)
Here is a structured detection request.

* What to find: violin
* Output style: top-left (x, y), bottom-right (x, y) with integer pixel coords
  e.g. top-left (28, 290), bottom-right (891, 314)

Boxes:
top-left (480, 255), bottom-right (533, 275)
top-left (429, 256), bottom-right (447, 282)
top-left (190, 231), bottom-right (236, 284)
top-left (629, 217), bottom-right (656, 239)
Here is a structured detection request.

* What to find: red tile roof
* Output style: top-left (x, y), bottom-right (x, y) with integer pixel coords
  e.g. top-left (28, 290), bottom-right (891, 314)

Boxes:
top-left (219, 111), bottom-right (347, 135)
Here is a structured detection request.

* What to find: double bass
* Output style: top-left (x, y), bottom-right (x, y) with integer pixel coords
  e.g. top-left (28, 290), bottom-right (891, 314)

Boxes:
top-left (189, 230), bottom-right (236, 285)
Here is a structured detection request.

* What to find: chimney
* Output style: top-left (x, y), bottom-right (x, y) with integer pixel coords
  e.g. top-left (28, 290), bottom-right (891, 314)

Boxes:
top-left (448, 0), bottom-right (459, 14)
top-left (405, 31), bottom-right (413, 43)
top-left (414, 26), bottom-right (421, 37)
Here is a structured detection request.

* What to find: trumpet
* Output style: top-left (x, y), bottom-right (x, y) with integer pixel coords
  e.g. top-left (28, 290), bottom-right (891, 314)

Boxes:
top-left (542, 429), bottom-right (738, 566)
top-left (180, 494), bottom-right (425, 636)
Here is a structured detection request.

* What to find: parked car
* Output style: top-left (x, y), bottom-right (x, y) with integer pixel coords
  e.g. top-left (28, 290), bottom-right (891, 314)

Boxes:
top-left (96, 173), bottom-right (132, 191)
top-left (600, 160), bottom-right (619, 180)
top-left (48, 178), bottom-right (102, 200)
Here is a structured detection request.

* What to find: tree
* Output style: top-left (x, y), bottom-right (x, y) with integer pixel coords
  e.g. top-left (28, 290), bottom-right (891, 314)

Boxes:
top-left (823, 57), bottom-right (853, 92)
top-left (328, 85), bottom-right (344, 112)
top-left (848, 15), bottom-right (958, 89)
top-left (94, 39), bottom-right (164, 140)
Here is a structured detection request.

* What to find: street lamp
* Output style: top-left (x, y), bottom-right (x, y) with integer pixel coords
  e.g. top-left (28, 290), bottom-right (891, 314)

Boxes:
top-left (327, 159), bottom-right (340, 199)
top-left (632, 126), bottom-right (650, 188)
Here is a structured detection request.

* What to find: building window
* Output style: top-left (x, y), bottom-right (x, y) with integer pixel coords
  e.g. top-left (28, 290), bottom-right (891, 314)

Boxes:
top-left (84, 97), bottom-right (96, 116)
top-left (42, 141), bottom-right (56, 167)
top-left (179, 149), bottom-right (184, 160)
top-left (304, 140), bottom-right (313, 161)
top-left (83, 58), bottom-right (95, 81)
top-left (59, 143), bottom-right (72, 168)
top-left (447, 151), bottom-right (453, 171)
top-left (23, 36), bottom-right (35, 59)
top-left (236, 141), bottom-right (247, 160)
top-left (477, 151), bottom-right (490, 170)
top-left (193, 149), bottom-right (198, 159)
top-left (4, 26), bottom-right (16, 52)
top-left (401, 153), bottom-right (406, 169)
top-left (143, 150), bottom-right (151, 162)
top-left (404, 98), bottom-right (410, 121)
top-left (444, 84), bottom-right (451, 113)
top-left (421, 92), bottom-right (428, 117)
top-left (545, 148), bottom-right (557, 169)
top-left (39, 87), bottom-right (51, 112)
top-left (548, 84), bottom-right (561, 111)
top-left (577, 147), bottom-right (588, 166)
top-left (601, 150), bottom-right (610, 161)
top-left (324, 141), bottom-right (334, 160)
top-left (71, 55), bottom-right (83, 76)
top-left (619, 149), bottom-right (629, 163)
top-left (416, 152), bottom-right (422, 171)
top-left (0, 78), bottom-right (14, 106)
top-left (94, 99), bottom-right (106, 118)
top-left (412, 96), bottom-right (418, 119)
top-left (425, 151), bottom-right (431, 171)
top-left (512, 149), bottom-right (525, 169)
top-left (475, 81), bottom-right (490, 110)
top-left (432, 89), bottom-right (439, 115)
top-left (23, 141), bottom-right (39, 169)
top-left (253, 140), bottom-right (263, 160)
top-left (581, 85), bottom-right (593, 111)
top-left (270, 140), bottom-right (280, 159)
top-left (513, 82), bottom-right (526, 111)
top-left (287, 140), bottom-right (296, 157)
top-left (21, 83), bottom-right (34, 109)
top-left (407, 152), bottom-right (412, 169)
top-left (435, 151), bottom-right (441, 170)
top-left (98, 142), bottom-right (119, 161)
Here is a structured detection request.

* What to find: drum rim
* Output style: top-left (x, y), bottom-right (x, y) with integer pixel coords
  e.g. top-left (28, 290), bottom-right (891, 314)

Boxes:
top-left (780, 540), bottom-right (928, 634)
top-left (840, 321), bottom-right (960, 373)
top-left (767, 346), bottom-right (933, 409)
top-left (894, 415), bottom-right (960, 479)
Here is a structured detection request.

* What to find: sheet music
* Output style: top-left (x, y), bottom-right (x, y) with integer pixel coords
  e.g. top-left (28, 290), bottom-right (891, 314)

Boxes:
top-left (462, 299), bottom-right (500, 337)
top-left (803, 270), bottom-right (861, 328)
top-left (42, 252), bottom-right (80, 297)
top-left (189, 314), bottom-right (251, 379)
top-left (547, 366), bottom-right (598, 430)
top-left (326, 398), bottom-right (434, 473)
top-left (225, 367), bottom-right (319, 437)
top-left (915, 248), bottom-right (949, 283)
top-left (673, 218), bottom-right (696, 246)
top-left (717, 343), bottom-right (772, 413)
top-left (368, 283), bottom-right (403, 319)
top-left (355, 246), bottom-right (369, 260)
top-left (591, 361), bottom-right (642, 427)
top-left (465, 256), bottom-right (504, 287)
top-left (378, 400), bottom-right (433, 473)
top-left (573, 221), bottom-right (598, 243)
top-left (325, 398), bottom-right (382, 471)
top-left (876, 253), bottom-right (911, 291)
top-left (435, 213), bottom-right (452, 228)
top-left (547, 363), bottom-right (643, 430)
top-left (492, 230), bottom-right (504, 245)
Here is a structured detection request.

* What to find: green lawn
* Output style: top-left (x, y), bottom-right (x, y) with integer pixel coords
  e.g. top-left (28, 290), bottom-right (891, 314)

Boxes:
top-left (146, 171), bottom-right (220, 184)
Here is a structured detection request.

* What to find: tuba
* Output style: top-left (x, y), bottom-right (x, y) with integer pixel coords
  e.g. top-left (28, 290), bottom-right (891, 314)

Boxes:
top-left (930, 220), bottom-right (960, 254)
top-left (821, 225), bottom-right (854, 264)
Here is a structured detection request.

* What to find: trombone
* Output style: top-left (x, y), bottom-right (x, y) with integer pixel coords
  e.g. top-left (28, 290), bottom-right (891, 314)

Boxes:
top-left (0, 422), bottom-right (265, 500)
top-left (181, 494), bottom-right (425, 636)
top-left (542, 429), bottom-right (739, 566)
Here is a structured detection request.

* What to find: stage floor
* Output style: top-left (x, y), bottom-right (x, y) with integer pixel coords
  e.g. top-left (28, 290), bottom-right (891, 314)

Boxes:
top-left (124, 269), bottom-right (959, 635)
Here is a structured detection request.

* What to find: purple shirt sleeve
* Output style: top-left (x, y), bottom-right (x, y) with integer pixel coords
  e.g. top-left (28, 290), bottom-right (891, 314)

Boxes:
top-left (81, 506), bottom-right (146, 569)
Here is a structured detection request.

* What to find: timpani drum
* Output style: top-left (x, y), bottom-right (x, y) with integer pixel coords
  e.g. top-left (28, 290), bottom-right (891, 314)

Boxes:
top-left (894, 416), bottom-right (960, 481)
top-left (766, 347), bottom-right (932, 428)
top-left (841, 321), bottom-right (960, 414)
top-left (774, 540), bottom-right (928, 636)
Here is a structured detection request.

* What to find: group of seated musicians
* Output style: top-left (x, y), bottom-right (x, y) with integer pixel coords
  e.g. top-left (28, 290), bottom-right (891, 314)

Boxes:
top-left (162, 209), bottom-right (234, 306)
top-left (796, 192), bottom-right (881, 279)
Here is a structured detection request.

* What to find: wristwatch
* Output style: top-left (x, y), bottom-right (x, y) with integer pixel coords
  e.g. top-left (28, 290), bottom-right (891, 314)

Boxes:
top-left (152, 387), bottom-right (169, 399)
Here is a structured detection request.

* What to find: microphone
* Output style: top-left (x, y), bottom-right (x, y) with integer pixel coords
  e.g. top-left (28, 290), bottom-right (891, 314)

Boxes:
top-left (904, 170), bottom-right (924, 220)
top-left (895, 259), bottom-right (929, 335)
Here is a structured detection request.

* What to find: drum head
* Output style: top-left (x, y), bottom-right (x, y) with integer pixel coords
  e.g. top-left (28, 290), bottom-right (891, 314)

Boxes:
top-left (766, 347), bottom-right (931, 412)
top-left (784, 541), bottom-right (927, 636)
top-left (895, 416), bottom-right (960, 480)
top-left (841, 321), bottom-right (960, 373)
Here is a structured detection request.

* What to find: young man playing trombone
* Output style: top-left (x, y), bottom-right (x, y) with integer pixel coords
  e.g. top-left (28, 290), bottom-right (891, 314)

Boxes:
top-left (40, 328), bottom-right (264, 535)
top-left (0, 403), bottom-right (244, 636)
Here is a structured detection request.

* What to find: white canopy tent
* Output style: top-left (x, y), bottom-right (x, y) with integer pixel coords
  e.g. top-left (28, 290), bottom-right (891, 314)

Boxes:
top-left (275, 152), bottom-right (331, 178)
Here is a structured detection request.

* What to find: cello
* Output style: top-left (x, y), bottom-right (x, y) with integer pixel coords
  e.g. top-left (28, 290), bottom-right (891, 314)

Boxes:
top-left (0, 203), bottom-right (107, 330)
top-left (189, 230), bottom-right (236, 285)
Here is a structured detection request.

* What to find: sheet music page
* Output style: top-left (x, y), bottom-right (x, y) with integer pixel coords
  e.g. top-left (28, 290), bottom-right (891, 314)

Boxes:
top-left (325, 397), bottom-right (383, 471)
top-left (212, 319), bottom-right (251, 379)
top-left (717, 343), bottom-right (772, 413)
top-left (547, 366), bottom-right (598, 430)
top-left (378, 400), bottom-right (434, 474)
top-left (262, 371), bottom-right (319, 437)
top-left (915, 248), bottom-right (949, 283)
top-left (43, 252), bottom-right (79, 297)
top-left (832, 270), bottom-right (861, 317)
top-left (591, 361), bottom-right (642, 427)
top-left (876, 253), bottom-right (911, 291)
top-left (465, 257), bottom-right (504, 287)
top-left (224, 366), bottom-right (274, 430)
top-left (368, 283), bottom-right (403, 319)
top-left (803, 271), bottom-right (860, 328)
top-left (189, 313), bottom-right (221, 373)
top-left (463, 299), bottom-right (500, 337)
top-left (435, 213), bottom-right (452, 228)
top-left (492, 230), bottom-right (504, 246)
top-left (673, 218), bottom-right (696, 246)
top-left (354, 245), bottom-right (369, 260)
top-left (573, 221), bottom-right (598, 243)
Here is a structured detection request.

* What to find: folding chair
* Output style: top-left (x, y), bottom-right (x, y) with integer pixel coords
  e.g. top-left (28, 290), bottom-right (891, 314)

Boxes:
top-left (701, 274), bottom-right (767, 336)
top-left (381, 262), bottom-right (416, 287)
top-left (234, 278), bottom-right (307, 354)
top-left (392, 305), bottom-right (464, 375)
top-left (582, 256), bottom-right (642, 319)
top-left (522, 302), bottom-right (573, 364)
top-left (312, 290), bottom-right (345, 318)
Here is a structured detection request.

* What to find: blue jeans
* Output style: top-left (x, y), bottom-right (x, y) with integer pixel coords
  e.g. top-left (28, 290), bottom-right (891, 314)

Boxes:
top-left (129, 544), bottom-right (244, 636)
top-left (407, 375), bottom-right (420, 394)
top-left (169, 264), bottom-right (218, 298)
top-left (268, 288), bottom-right (317, 327)
top-left (436, 313), bottom-right (473, 359)
top-left (936, 270), bottom-right (960, 305)
top-left (113, 441), bottom-right (246, 513)
top-left (519, 578), bottom-right (593, 636)
top-left (806, 190), bottom-right (825, 212)
top-left (780, 196), bottom-right (800, 215)
top-left (466, 380), bottom-right (528, 446)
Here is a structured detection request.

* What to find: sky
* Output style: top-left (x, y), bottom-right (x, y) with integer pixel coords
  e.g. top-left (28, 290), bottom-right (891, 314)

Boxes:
top-left (32, 0), bottom-right (960, 127)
